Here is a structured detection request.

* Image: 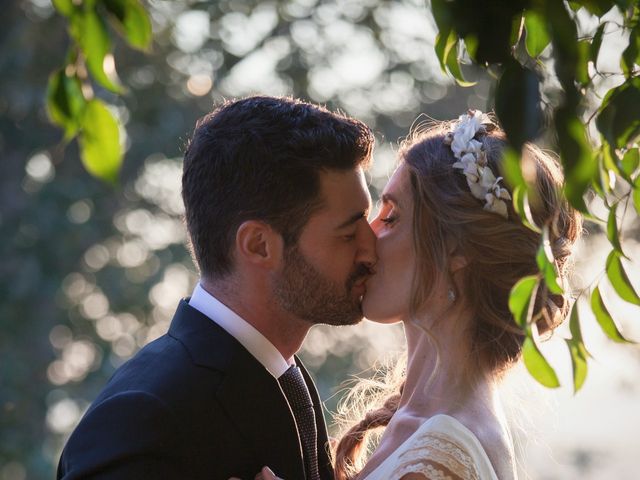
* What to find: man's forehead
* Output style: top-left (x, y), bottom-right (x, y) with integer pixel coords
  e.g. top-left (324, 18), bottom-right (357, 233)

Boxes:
top-left (318, 168), bottom-right (369, 199)
top-left (313, 168), bottom-right (371, 217)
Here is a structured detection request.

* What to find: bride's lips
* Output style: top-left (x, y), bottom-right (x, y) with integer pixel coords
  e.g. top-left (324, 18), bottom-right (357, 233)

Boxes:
top-left (351, 275), bottom-right (372, 297)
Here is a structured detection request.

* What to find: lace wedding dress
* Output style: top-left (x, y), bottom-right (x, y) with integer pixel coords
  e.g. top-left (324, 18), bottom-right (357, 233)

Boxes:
top-left (361, 414), bottom-right (500, 480)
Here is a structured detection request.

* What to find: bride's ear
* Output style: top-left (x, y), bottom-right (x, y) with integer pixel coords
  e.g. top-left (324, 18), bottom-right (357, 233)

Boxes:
top-left (446, 241), bottom-right (469, 274)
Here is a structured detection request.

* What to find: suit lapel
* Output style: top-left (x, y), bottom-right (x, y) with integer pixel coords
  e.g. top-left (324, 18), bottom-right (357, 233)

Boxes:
top-left (168, 301), bottom-right (306, 479)
top-left (216, 350), bottom-right (306, 480)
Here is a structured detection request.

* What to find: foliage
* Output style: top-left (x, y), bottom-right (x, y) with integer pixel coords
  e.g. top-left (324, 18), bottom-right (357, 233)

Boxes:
top-left (433, 0), bottom-right (640, 390)
top-left (47, 0), bottom-right (152, 184)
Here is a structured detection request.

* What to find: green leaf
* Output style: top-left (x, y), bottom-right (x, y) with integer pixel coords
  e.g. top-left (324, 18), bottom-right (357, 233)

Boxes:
top-left (431, 0), bottom-right (452, 35)
top-left (606, 203), bottom-right (624, 255)
top-left (502, 147), bottom-right (525, 188)
top-left (434, 29), bottom-right (454, 74)
top-left (445, 40), bottom-right (475, 87)
top-left (103, 0), bottom-right (153, 51)
top-left (523, 334), bottom-right (560, 388)
top-left (621, 148), bottom-right (639, 179)
top-left (600, 139), bottom-right (626, 182)
top-left (634, 176), bottom-right (640, 215)
top-left (510, 14), bottom-right (524, 49)
top-left (432, 0), bottom-right (453, 73)
top-left (545, 1), bottom-right (580, 93)
top-left (596, 77), bottom-right (640, 151)
top-left (536, 226), bottom-right (563, 294)
top-left (592, 150), bottom-right (613, 197)
top-left (70, 10), bottom-right (122, 93)
top-left (622, 24), bottom-right (640, 77)
top-left (463, 35), bottom-right (478, 62)
top-left (46, 68), bottom-right (87, 140)
top-left (590, 22), bottom-right (606, 68)
top-left (434, 29), bottom-right (474, 86)
top-left (606, 250), bottom-right (640, 305)
top-left (556, 107), bottom-right (595, 213)
top-left (78, 99), bottom-right (122, 184)
top-left (495, 60), bottom-right (542, 150)
top-left (569, 301), bottom-right (587, 349)
top-left (52, 0), bottom-right (75, 17)
top-left (565, 339), bottom-right (588, 393)
top-left (576, 39), bottom-right (591, 86)
top-left (590, 286), bottom-right (632, 343)
top-left (509, 275), bottom-right (539, 328)
top-left (524, 10), bottom-right (550, 57)
top-left (512, 185), bottom-right (541, 233)
top-left (567, 301), bottom-right (590, 392)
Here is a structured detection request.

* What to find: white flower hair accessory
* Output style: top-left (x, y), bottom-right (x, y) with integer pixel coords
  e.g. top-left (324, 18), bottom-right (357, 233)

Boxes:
top-left (445, 110), bottom-right (512, 219)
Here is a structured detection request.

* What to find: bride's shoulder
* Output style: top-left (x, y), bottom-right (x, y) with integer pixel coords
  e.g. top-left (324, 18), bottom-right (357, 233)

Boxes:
top-left (448, 411), bottom-right (515, 479)
top-left (388, 415), bottom-right (487, 480)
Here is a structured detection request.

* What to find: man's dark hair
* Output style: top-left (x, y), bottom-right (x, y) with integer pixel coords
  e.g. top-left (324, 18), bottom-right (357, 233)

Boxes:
top-left (182, 95), bottom-right (374, 279)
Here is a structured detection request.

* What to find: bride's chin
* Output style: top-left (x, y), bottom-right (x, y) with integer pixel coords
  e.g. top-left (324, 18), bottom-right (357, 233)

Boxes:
top-left (362, 300), bottom-right (400, 324)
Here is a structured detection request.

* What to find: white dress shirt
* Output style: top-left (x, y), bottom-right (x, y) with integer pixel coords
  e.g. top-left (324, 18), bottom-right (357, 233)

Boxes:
top-left (188, 282), bottom-right (292, 378)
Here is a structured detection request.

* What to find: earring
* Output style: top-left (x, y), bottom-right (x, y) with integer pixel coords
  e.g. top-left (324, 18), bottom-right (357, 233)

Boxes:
top-left (447, 288), bottom-right (456, 303)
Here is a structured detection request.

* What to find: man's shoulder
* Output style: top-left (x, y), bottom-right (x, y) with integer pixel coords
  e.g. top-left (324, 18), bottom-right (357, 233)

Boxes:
top-left (97, 331), bottom-right (225, 411)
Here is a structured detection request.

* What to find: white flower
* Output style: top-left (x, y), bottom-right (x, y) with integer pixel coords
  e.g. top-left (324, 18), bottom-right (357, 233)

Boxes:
top-left (453, 153), bottom-right (479, 183)
top-left (465, 139), bottom-right (484, 154)
top-left (445, 110), bottom-right (511, 219)
top-left (469, 179), bottom-right (488, 198)
top-left (479, 165), bottom-right (497, 190)
top-left (494, 185), bottom-right (511, 200)
top-left (484, 197), bottom-right (509, 218)
top-left (451, 116), bottom-right (483, 157)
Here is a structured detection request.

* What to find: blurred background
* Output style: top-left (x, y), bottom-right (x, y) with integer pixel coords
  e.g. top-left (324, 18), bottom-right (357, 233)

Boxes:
top-left (2, 0), bottom-right (640, 478)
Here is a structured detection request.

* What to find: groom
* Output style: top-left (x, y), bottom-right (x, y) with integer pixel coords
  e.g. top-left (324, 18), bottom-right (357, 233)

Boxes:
top-left (57, 96), bottom-right (377, 479)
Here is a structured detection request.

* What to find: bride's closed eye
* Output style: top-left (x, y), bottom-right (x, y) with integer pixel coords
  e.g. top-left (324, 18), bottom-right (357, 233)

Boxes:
top-left (379, 204), bottom-right (398, 226)
top-left (380, 214), bottom-right (397, 225)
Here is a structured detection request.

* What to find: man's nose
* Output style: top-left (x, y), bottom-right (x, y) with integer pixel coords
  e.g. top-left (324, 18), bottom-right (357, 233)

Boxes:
top-left (357, 221), bottom-right (378, 268)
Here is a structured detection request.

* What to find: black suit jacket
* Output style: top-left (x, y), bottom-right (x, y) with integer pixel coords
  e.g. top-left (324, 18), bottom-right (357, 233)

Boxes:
top-left (57, 300), bottom-right (334, 480)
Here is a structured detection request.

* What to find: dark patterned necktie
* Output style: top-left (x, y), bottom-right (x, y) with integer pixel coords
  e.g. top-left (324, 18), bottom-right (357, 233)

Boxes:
top-left (278, 365), bottom-right (321, 480)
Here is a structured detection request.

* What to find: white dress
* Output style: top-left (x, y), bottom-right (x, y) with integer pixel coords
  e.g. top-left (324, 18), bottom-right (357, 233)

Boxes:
top-left (361, 414), bottom-right (501, 480)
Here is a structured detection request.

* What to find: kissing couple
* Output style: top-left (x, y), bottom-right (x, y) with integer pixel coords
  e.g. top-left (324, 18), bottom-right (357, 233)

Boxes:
top-left (58, 96), bottom-right (582, 480)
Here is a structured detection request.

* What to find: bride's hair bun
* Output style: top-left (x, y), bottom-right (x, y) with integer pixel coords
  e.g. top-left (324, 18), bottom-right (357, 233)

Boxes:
top-left (401, 122), bottom-right (582, 373)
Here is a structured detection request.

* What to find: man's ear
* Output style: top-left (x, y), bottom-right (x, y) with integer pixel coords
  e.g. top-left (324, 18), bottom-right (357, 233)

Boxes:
top-left (235, 220), bottom-right (284, 269)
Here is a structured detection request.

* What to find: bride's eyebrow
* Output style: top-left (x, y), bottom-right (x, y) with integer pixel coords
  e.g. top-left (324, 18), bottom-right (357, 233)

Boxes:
top-left (381, 193), bottom-right (400, 207)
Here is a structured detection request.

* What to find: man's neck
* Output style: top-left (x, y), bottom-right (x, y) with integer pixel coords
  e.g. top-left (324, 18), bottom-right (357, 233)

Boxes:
top-left (200, 278), bottom-right (309, 362)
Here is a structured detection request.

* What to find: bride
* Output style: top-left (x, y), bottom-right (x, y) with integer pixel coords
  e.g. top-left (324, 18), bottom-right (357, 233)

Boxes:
top-left (265, 110), bottom-right (582, 480)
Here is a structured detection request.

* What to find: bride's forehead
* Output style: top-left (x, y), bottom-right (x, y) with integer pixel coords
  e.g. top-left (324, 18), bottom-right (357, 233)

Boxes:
top-left (383, 164), bottom-right (409, 199)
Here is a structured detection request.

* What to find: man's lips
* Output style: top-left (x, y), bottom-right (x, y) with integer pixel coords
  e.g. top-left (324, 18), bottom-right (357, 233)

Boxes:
top-left (351, 274), bottom-right (374, 296)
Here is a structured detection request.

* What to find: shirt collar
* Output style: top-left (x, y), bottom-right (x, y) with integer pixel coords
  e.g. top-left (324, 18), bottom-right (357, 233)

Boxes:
top-left (188, 282), bottom-right (292, 378)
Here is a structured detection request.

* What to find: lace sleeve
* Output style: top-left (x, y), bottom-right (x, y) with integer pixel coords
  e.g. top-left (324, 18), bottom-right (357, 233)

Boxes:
top-left (391, 431), bottom-right (480, 480)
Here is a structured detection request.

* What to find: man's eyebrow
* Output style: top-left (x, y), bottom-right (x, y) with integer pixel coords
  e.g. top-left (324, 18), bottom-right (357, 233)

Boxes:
top-left (336, 211), bottom-right (368, 229)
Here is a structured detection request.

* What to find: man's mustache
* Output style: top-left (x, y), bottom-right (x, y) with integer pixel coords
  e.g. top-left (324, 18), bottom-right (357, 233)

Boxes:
top-left (346, 263), bottom-right (375, 290)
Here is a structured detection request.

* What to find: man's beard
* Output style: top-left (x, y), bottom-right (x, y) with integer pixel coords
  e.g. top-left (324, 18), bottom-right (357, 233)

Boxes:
top-left (273, 245), bottom-right (372, 326)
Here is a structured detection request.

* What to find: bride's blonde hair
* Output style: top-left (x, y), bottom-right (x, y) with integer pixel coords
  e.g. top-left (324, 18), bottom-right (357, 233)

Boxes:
top-left (332, 121), bottom-right (582, 480)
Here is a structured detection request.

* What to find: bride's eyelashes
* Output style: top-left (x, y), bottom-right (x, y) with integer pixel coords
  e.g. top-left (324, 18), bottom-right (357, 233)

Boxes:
top-left (380, 213), bottom-right (397, 226)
